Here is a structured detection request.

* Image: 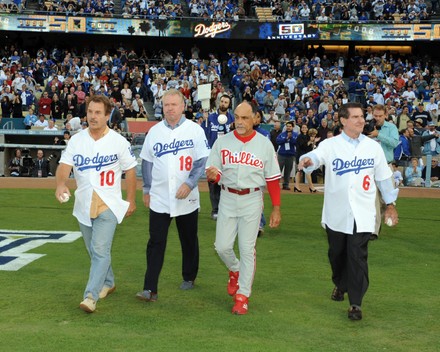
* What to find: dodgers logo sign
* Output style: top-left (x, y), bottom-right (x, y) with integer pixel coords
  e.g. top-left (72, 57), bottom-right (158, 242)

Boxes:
top-left (0, 230), bottom-right (82, 271)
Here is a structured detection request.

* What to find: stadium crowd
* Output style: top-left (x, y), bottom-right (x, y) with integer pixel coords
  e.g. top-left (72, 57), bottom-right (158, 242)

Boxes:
top-left (38, 0), bottom-right (116, 17)
top-left (267, 0), bottom-right (433, 23)
top-left (1, 43), bottom-right (439, 184)
top-left (1, 0), bottom-right (437, 23)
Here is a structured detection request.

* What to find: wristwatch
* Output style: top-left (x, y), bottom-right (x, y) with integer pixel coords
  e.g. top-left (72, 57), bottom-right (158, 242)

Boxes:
top-left (386, 202), bottom-right (396, 206)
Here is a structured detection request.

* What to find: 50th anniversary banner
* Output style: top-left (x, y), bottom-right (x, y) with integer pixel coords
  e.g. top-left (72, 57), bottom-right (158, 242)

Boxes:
top-left (1, 15), bottom-right (440, 41)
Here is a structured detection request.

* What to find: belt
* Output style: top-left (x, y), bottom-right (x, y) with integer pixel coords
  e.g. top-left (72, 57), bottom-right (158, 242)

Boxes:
top-left (221, 185), bottom-right (260, 195)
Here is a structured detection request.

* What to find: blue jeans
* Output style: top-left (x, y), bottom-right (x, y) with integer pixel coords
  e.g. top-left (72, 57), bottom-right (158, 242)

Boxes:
top-left (79, 209), bottom-right (118, 301)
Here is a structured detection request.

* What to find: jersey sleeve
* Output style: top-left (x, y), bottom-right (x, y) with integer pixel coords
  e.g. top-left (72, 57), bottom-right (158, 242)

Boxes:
top-left (373, 144), bottom-right (393, 182)
top-left (206, 137), bottom-right (222, 171)
top-left (59, 135), bottom-right (78, 166)
top-left (264, 139), bottom-right (281, 181)
top-left (118, 136), bottom-right (138, 171)
top-left (193, 124), bottom-right (211, 160)
top-left (139, 130), bottom-right (154, 163)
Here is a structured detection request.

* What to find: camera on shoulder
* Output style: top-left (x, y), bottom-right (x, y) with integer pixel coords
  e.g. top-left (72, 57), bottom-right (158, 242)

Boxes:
top-left (363, 118), bottom-right (380, 135)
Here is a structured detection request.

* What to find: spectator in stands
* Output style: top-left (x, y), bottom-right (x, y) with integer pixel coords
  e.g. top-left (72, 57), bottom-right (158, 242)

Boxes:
top-left (39, 91), bottom-right (52, 117)
top-left (422, 122), bottom-right (440, 155)
top-left (294, 125), bottom-right (319, 192)
top-left (11, 92), bottom-right (23, 118)
top-left (270, 120), bottom-right (282, 151)
top-left (63, 94), bottom-right (78, 119)
top-left (394, 128), bottom-right (412, 166)
top-left (273, 93), bottom-right (288, 119)
top-left (396, 105), bottom-right (411, 130)
top-left (1, 95), bottom-right (12, 118)
top-left (405, 157), bottom-right (424, 186)
top-left (23, 107), bottom-right (38, 129)
top-left (12, 71), bottom-right (25, 92)
top-left (263, 90), bottom-right (275, 113)
top-left (391, 162), bottom-right (404, 187)
top-left (50, 92), bottom-right (63, 120)
top-left (44, 119), bottom-right (58, 131)
top-left (412, 103), bottom-right (431, 127)
top-left (422, 157), bottom-right (440, 187)
top-left (136, 104), bottom-right (148, 119)
top-left (34, 113), bottom-right (49, 128)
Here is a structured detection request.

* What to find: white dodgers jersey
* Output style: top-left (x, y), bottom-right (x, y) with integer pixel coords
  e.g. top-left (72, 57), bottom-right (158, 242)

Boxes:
top-left (314, 135), bottom-right (392, 234)
top-left (60, 129), bottom-right (138, 226)
top-left (140, 119), bottom-right (210, 217)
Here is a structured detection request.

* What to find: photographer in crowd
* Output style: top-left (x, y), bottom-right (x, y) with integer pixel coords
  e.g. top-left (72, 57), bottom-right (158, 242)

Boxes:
top-left (364, 104), bottom-right (399, 240)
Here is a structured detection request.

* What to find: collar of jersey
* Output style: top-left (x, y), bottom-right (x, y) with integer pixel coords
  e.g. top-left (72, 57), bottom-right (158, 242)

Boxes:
top-left (234, 130), bottom-right (256, 143)
top-left (164, 115), bottom-right (186, 129)
top-left (341, 130), bottom-right (365, 146)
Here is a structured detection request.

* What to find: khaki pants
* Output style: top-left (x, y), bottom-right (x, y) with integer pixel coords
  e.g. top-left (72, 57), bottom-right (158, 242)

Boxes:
top-left (374, 164), bottom-right (394, 236)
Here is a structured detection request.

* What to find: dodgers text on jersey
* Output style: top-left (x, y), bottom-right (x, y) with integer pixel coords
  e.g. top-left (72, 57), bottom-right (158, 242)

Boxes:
top-left (332, 157), bottom-right (375, 176)
top-left (153, 138), bottom-right (195, 157)
top-left (74, 153), bottom-right (119, 172)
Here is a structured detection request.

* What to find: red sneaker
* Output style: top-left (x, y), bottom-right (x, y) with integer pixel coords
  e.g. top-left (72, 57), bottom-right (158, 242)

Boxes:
top-left (227, 271), bottom-right (239, 296)
top-left (232, 294), bottom-right (248, 315)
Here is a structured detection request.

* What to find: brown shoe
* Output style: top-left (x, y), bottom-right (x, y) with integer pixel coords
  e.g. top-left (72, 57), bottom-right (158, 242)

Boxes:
top-left (331, 287), bottom-right (345, 301)
top-left (348, 305), bottom-right (362, 320)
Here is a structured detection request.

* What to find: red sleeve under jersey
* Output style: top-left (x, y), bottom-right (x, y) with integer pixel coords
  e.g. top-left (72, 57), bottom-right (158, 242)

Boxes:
top-left (266, 179), bottom-right (281, 206)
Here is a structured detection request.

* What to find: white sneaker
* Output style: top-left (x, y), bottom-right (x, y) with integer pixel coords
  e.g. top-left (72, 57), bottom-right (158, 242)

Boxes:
top-left (99, 285), bottom-right (116, 299)
top-left (80, 295), bottom-right (96, 313)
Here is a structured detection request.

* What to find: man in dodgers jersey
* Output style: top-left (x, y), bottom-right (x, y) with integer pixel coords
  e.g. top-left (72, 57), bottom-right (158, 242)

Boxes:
top-left (298, 102), bottom-right (399, 321)
top-left (55, 95), bottom-right (138, 313)
top-left (136, 89), bottom-right (210, 302)
top-left (203, 94), bottom-right (234, 220)
top-left (206, 101), bottom-right (281, 315)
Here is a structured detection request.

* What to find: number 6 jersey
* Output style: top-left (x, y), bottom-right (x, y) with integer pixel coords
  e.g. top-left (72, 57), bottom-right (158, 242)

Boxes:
top-left (310, 134), bottom-right (392, 234)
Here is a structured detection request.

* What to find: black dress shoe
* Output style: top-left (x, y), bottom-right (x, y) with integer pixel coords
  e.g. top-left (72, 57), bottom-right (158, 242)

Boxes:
top-left (294, 187), bottom-right (302, 193)
top-left (370, 234), bottom-right (378, 241)
top-left (331, 287), bottom-right (345, 301)
top-left (309, 188), bottom-right (317, 193)
top-left (348, 306), bottom-right (362, 320)
top-left (282, 186), bottom-right (291, 190)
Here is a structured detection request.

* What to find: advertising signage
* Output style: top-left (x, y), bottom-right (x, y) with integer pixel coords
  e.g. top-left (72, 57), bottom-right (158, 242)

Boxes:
top-left (1, 14), bottom-right (440, 41)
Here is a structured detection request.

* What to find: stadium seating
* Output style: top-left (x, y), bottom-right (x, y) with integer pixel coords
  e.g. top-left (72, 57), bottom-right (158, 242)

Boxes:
top-left (255, 7), bottom-right (276, 22)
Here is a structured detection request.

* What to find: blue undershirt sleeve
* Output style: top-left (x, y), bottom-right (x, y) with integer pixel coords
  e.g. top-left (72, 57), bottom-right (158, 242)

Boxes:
top-left (377, 178), bottom-right (399, 204)
top-left (142, 159), bottom-right (153, 195)
top-left (185, 157), bottom-right (208, 190)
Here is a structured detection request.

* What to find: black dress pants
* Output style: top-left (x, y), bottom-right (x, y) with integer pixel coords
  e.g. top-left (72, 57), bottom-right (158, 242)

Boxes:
top-left (143, 209), bottom-right (199, 293)
top-left (326, 224), bottom-right (370, 306)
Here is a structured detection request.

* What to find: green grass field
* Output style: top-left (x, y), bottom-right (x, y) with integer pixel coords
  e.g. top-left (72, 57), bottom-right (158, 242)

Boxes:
top-left (0, 189), bottom-right (439, 352)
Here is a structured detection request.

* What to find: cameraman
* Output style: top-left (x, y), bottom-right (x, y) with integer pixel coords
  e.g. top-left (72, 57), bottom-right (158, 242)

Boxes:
top-left (8, 148), bottom-right (22, 177)
top-left (366, 105), bottom-right (399, 164)
top-left (366, 105), bottom-right (399, 240)
top-left (32, 149), bottom-right (52, 178)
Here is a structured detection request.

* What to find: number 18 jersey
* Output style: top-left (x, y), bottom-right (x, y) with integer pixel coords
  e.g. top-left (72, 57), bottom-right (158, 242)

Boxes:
top-left (140, 119), bottom-right (210, 217)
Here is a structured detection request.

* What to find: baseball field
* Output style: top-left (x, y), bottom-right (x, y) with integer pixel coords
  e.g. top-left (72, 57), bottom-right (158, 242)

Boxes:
top-left (0, 178), bottom-right (438, 352)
